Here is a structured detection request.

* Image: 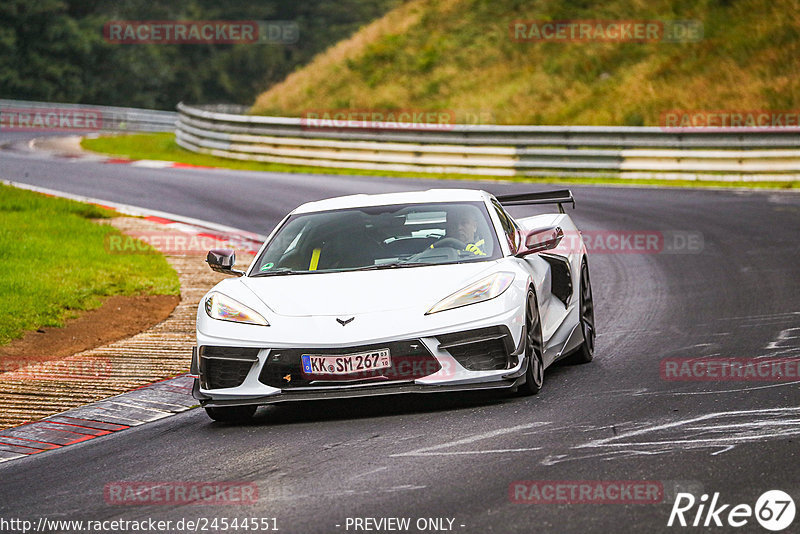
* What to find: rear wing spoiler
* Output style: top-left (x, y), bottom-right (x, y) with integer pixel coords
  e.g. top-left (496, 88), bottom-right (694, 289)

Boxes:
top-left (494, 189), bottom-right (575, 214)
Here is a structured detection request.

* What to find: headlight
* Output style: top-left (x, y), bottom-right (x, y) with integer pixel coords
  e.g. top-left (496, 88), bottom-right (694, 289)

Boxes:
top-left (426, 272), bottom-right (515, 315)
top-left (204, 292), bottom-right (269, 326)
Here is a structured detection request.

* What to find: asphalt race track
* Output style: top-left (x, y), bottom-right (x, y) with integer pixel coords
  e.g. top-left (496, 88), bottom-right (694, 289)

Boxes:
top-left (1, 133), bottom-right (800, 533)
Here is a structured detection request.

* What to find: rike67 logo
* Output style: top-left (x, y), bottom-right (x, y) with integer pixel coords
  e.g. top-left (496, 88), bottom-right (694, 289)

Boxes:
top-left (668, 490), bottom-right (795, 531)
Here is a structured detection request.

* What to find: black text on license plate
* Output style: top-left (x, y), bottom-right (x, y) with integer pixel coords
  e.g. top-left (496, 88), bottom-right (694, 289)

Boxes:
top-left (301, 349), bottom-right (391, 375)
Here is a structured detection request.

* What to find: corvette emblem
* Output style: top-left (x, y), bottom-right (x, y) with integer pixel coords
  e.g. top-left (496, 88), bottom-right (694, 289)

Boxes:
top-left (336, 317), bottom-right (355, 326)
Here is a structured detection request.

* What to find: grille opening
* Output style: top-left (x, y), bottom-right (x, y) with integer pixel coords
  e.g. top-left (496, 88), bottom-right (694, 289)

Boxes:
top-left (541, 254), bottom-right (572, 306)
top-left (437, 326), bottom-right (513, 371)
top-left (199, 346), bottom-right (260, 389)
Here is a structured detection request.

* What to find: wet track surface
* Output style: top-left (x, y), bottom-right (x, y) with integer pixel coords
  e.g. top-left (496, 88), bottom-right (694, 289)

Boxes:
top-left (1, 133), bottom-right (800, 533)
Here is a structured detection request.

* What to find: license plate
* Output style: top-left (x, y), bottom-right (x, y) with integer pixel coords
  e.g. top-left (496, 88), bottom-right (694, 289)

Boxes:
top-left (301, 349), bottom-right (391, 376)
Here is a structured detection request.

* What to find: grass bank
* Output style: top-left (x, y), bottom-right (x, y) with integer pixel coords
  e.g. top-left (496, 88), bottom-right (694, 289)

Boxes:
top-left (252, 0), bottom-right (799, 126)
top-left (0, 184), bottom-right (180, 345)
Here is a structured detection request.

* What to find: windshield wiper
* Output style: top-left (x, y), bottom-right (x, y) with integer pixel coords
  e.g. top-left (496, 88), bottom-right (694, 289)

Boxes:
top-left (251, 262), bottom-right (433, 276)
top-left (250, 268), bottom-right (315, 277)
top-left (349, 261), bottom-right (432, 271)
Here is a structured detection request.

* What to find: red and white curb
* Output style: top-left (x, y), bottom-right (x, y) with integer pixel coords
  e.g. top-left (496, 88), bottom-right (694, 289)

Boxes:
top-left (105, 158), bottom-right (223, 171)
top-left (0, 376), bottom-right (195, 463)
top-left (0, 182), bottom-right (267, 463)
top-left (25, 135), bottom-right (227, 171)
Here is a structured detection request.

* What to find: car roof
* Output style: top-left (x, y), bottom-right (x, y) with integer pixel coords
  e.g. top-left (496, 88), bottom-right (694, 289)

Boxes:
top-left (292, 189), bottom-right (492, 214)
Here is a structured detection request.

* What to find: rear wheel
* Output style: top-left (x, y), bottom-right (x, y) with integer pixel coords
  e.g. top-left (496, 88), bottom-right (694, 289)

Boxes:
top-left (517, 289), bottom-right (544, 396)
top-left (204, 405), bottom-right (257, 423)
top-left (563, 260), bottom-right (595, 364)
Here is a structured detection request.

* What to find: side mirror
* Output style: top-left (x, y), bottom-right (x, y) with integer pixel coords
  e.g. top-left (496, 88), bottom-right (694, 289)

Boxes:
top-left (516, 226), bottom-right (564, 257)
top-left (206, 249), bottom-right (244, 276)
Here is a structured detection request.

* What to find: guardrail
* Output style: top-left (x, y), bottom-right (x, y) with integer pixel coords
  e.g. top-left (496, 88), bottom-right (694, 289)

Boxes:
top-left (176, 103), bottom-right (800, 181)
top-left (0, 99), bottom-right (176, 132)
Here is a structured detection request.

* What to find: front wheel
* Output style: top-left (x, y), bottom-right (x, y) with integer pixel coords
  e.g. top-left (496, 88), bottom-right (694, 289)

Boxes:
top-left (204, 405), bottom-right (257, 423)
top-left (517, 289), bottom-right (544, 396)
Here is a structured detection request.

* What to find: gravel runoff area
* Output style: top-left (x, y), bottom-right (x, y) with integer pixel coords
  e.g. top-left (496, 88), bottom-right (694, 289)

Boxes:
top-left (0, 216), bottom-right (255, 430)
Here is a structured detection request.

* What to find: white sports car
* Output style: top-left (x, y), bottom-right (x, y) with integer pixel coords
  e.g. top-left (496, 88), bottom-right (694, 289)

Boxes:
top-left (191, 189), bottom-right (595, 422)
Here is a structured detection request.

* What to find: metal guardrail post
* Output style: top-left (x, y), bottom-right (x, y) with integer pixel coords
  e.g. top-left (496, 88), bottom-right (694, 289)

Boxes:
top-left (174, 103), bottom-right (800, 181)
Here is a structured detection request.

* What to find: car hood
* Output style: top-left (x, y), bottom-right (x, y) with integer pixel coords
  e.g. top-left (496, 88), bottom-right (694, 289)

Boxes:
top-left (238, 262), bottom-right (499, 317)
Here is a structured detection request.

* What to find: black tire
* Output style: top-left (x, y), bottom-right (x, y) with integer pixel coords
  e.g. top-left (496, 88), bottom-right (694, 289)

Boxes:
top-left (517, 289), bottom-right (544, 396)
top-left (204, 405), bottom-right (257, 423)
top-left (563, 260), bottom-right (595, 364)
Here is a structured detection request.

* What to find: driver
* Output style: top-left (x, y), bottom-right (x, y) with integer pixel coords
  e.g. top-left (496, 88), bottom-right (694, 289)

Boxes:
top-left (433, 207), bottom-right (486, 255)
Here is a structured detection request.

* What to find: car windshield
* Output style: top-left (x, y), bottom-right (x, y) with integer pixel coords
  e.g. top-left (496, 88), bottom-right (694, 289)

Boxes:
top-left (251, 201), bottom-right (501, 275)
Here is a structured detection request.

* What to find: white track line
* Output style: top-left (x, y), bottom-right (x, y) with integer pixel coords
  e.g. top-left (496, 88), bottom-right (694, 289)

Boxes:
top-left (391, 422), bottom-right (548, 457)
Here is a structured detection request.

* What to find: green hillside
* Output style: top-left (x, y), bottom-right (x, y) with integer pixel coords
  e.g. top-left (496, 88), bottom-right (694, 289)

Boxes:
top-left (252, 0), bottom-right (799, 125)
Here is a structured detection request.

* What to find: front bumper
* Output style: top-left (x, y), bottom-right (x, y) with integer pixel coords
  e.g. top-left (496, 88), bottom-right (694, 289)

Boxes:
top-left (193, 335), bottom-right (527, 407)
top-left (193, 376), bottom-right (525, 407)
top-left (193, 296), bottom-right (528, 407)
